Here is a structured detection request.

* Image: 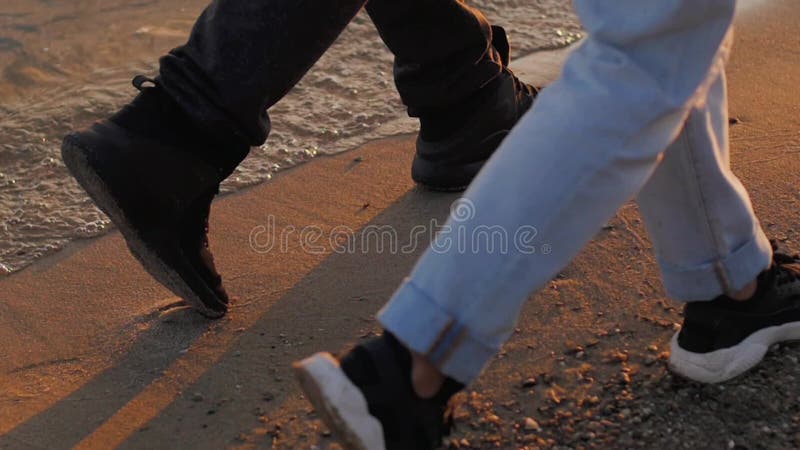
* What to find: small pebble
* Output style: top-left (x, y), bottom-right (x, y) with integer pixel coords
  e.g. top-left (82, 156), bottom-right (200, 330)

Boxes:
top-left (523, 417), bottom-right (541, 432)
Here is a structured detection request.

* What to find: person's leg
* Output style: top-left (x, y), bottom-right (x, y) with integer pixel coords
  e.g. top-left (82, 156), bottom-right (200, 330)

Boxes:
top-left (159, 0), bottom-right (368, 173)
top-left (366, 0), bottom-right (538, 190)
top-left (294, 1), bottom-right (739, 447)
top-left (366, 0), bottom-right (500, 115)
top-left (62, 0), bottom-right (368, 317)
top-left (62, 0), bottom-right (537, 316)
top-left (636, 71), bottom-right (771, 303)
top-left (638, 70), bottom-right (800, 383)
top-left (377, 0), bottom-right (739, 384)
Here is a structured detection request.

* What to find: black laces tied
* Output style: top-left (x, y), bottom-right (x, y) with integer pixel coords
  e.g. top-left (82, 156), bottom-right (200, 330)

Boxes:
top-left (768, 239), bottom-right (800, 286)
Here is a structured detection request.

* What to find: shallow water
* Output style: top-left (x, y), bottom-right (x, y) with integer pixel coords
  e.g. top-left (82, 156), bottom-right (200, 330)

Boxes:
top-left (0, 0), bottom-right (579, 274)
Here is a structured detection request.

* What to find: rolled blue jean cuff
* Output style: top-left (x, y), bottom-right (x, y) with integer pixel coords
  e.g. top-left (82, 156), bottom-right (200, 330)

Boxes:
top-left (377, 279), bottom-right (496, 385)
top-left (660, 227), bottom-right (772, 301)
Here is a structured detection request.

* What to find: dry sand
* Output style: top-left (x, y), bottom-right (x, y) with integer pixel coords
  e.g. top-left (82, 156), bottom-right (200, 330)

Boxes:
top-left (1, 1), bottom-right (799, 448)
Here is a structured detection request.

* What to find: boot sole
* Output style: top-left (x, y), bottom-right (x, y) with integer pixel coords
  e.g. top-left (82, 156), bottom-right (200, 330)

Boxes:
top-left (668, 321), bottom-right (800, 383)
top-left (411, 158), bottom-right (487, 192)
top-left (61, 136), bottom-right (226, 318)
top-left (293, 353), bottom-right (385, 450)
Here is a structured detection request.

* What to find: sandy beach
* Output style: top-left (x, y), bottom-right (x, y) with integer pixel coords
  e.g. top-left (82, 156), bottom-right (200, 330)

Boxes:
top-left (2, 0), bottom-right (800, 448)
top-left (0, 0), bottom-right (579, 274)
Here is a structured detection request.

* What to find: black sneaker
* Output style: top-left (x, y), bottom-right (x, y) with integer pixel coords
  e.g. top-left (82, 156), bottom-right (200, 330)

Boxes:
top-left (292, 333), bottom-right (463, 450)
top-left (669, 243), bottom-right (800, 383)
top-left (61, 76), bottom-right (246, 318)
top-left (412, 26), bottom-right (538, 191)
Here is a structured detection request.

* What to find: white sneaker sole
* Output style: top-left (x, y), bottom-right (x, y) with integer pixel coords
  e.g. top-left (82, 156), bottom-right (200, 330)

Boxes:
top-left (293, 353), bottom-right (385, 450)
top-left (668, 321), bottom-right (800, 383)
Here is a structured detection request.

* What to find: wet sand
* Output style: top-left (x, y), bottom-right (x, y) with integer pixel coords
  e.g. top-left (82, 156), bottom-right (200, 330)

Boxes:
top-left (1, 0), bottom-right (800, 448)
top-left (0, 0), bottom-right (579, 274)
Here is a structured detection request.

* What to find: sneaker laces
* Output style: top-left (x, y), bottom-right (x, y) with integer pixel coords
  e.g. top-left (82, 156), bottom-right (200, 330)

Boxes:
top-left (507, 69), bottom-right (539, 109)
top-left (432, 378), bottom-right (464, 444)
top-left (131, 74), bottom-right (222, 288)
top-left (183, 186), bottom-right (229, 302)
top-left (766, 239), bottom-right (800, 286)
top-left (442, 402), bottom-right (457, 438)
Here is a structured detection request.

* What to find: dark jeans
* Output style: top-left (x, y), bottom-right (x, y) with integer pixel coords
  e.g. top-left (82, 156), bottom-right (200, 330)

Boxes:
top-left (158, 0), bottom-right (505, 167)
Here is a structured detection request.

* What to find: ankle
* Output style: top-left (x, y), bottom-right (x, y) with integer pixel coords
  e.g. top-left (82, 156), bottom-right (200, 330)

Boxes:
top-left (729, 278), bottom-right (758, 301)
top-left (411, 353), bottom-right (445, 398)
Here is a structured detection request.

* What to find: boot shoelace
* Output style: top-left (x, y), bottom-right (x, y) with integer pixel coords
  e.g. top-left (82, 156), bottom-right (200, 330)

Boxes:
top-left (193, 189), bottom-right (225, 290)
top-left (508, 69), bottom-right (540, 108)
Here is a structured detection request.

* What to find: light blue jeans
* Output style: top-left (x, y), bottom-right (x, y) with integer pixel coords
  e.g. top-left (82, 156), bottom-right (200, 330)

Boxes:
top-left (379, 0), bottom-right (773, 384)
